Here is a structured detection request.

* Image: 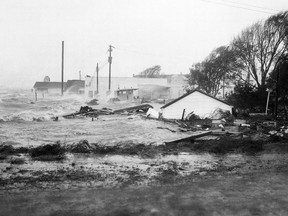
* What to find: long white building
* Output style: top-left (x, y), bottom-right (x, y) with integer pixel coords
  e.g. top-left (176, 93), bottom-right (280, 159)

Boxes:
top-left (85, 75), bottom-right (187, 100)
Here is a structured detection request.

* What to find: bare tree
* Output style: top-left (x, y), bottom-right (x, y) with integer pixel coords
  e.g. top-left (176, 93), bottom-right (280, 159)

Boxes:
top-left (232, 11), bottom-right (288, 89)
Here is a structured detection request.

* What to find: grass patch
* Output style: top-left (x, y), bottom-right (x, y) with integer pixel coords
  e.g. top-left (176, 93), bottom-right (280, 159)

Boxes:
top-left (191, 137), bottom-right (264, 154)
top-left (0, 144), bottom-right (15, 154)
top-left (10, 157), bottom-right (26, 164)
top-left (29, 142), bottom-right (65, 161)
top-left (0, 154), bottom-right (7, 160)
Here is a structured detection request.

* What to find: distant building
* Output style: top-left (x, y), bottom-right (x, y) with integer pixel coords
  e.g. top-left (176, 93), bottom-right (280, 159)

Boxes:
top-left (166, 74), bottom-right (187, 99)
top-left (84, 74), bottom-right (187, 100)
top-left (138, 84), bottom-right (170, 100)
top-left (33, 78), bottom-right (85, 98)
top-left (84, 77), bottom-right (168, 99)
top-left (114, 88), bottom-right (138, 101)
top-left (65, 80), bottom-right (85, 95)
top-left (33, 82), bottom-right (66, 97)
top-left (161, 89), bottom-right (233, 119)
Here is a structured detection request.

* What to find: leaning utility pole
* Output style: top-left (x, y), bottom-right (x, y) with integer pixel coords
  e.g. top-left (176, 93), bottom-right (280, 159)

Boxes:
top-left (108, 45), bottom-right (114, 91)
top-left (61, 41), bottom-right (64, 96)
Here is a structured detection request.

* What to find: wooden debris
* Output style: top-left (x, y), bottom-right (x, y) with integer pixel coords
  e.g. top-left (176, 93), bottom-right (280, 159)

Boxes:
top-left (113, 104), bottom-right (153, 114)
top-left (63, 106), bottom-right (113, 119)
top-left (164, 131), bottom-right (212, 144)
top-left (211, 130), bottom-right (243, 137)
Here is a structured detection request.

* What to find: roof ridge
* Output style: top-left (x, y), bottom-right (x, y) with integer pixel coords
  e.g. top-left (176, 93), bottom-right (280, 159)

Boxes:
top-left (161, 89), bottom-right (231, 109)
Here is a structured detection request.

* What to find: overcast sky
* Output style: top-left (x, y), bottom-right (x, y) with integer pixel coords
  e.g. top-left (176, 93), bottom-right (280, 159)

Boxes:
top-left (0, 0), bottom-right (287, 88)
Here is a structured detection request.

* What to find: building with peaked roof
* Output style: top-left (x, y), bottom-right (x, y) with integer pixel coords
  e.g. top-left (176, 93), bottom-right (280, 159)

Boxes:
top-left (33, 79), bottom-right (85, 98)
top-left (160, 89), bottom-right (233, 119)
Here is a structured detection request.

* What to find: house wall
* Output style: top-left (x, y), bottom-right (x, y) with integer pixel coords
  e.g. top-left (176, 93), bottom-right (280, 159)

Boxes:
top-left (115, 90), bottom-right (135, 101)
top-left (46, 88), bottom-right (62, 95)
top-left (35, 88), bottom-right (62, 97)
top-left (161, 91), bottom-right (232, 119)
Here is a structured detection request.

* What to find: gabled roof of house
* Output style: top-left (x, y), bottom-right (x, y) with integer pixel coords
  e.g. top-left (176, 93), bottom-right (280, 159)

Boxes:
top-left (161, 89), bottom-right (231, 109)
top-left (33, 82), bottom-right (67, 89)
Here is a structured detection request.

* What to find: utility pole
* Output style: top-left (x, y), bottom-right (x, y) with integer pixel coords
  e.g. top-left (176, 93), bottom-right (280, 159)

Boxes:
top-left (275, 65), bottom-right (280, 118)
top-left (61, 41), bottom-right (64, 96)
top-left (222, 77), bottom-right (225, 99)
top-left (265, 89), bottom-right (272, 115)
top-left (79, 70), bottom-right (81, 80)
top-left (96, 63), bottom-right (99, 94)
top-left (108, 45), bottom-right (114, 92)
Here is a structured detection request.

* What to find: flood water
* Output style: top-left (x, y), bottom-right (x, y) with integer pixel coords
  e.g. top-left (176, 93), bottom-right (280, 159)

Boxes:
top-left (0, 88), bottom-right (194, 147)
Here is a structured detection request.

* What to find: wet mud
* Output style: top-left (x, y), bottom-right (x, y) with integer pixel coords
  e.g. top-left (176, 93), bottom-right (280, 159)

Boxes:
top-left (1, 151), bottom-right (288, 215)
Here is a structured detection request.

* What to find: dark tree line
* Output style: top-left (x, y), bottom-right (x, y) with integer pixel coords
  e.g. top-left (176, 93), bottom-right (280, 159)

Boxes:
top-left (187, 11), bottom-right (288, 114)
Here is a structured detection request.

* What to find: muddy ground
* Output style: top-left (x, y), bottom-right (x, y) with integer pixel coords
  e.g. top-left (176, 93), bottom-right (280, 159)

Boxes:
top-left (1, 109), bottom-right (288, 215)
top-left (2, 171), bottom-right (288, 216)
top-left (1, 138), bottom-right (288, 215)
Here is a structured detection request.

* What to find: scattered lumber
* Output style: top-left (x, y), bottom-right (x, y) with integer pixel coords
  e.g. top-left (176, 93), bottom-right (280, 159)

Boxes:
top-left (113, 104), bottom-right (153, 114)
top-left (63, 106), bottom-right (113, 119)
top-left (211, 130), bottom-right (243, 137)
top-left (62, 104), bottom-right (152, 119)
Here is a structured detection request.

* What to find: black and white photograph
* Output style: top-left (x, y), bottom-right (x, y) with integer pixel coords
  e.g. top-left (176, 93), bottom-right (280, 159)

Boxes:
top-left (0, 0), bottom-right (288, 215)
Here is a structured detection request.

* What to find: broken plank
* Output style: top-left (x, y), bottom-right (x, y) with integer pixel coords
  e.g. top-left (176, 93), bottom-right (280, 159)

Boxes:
top-left (211, 131), bottom-right (243, 137)
top-left (113, 104), bottom-right (153, 114)
top-left (164, 131), bottom-right (212, 144)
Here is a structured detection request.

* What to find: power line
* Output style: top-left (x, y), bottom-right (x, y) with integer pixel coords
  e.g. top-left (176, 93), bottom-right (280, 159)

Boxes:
top-left (222, 0), bottom-right (281, 12)
top-left (99, 61), bottom-right (108, 71)
top-left (200, 0), bottom-right (276, 14)
top-left (92, 49), bottom-right (109, 78)
top-left (219, 0), bottom-right (280, 12)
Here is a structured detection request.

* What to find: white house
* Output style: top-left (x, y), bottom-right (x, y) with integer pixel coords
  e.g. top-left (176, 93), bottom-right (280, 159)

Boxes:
top-left (160, 90), bottom-right (233, 119)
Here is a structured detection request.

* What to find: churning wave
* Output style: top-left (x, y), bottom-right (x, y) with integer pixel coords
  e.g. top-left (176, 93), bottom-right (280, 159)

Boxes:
top-left (0, 88), bottom-right (85, 122)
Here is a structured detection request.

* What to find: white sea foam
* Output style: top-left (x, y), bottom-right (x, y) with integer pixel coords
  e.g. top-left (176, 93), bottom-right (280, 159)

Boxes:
top-left (0, 88), bottom-right (85, 122)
